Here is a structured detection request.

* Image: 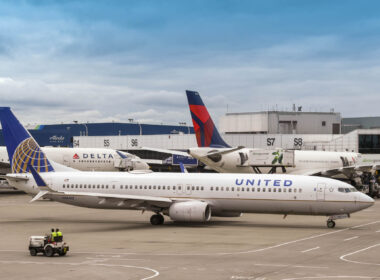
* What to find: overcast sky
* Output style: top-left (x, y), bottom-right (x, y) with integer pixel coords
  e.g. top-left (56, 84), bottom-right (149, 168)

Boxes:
top-left (1, 0), bottom-right (380, 126)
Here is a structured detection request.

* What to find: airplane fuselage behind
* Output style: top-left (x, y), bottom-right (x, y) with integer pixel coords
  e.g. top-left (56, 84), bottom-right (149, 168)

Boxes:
top-left (189, 147), bottom-right (359, 175)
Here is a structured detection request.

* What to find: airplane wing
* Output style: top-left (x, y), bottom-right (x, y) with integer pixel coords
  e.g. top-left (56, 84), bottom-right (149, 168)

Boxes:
top-left (141, 147), bottom-right (190, 157)
top-left (57, 191), bottom-right (173, 209)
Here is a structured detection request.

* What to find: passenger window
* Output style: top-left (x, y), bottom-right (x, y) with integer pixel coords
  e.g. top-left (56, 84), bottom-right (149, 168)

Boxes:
top-left (241, 187), bottom-right (244, 191)
top-left (140, 186), bottom-right (142, 189)
top-left (163, 186), bottom-right (166, 190)
top-left (262, 188), bottom-right (265, 192)
top-left (252, 188), bottom-right (255, 192)
top-left (278, 188), bottom-right (282, 192)
top-left (237, 187), bottom-right (240, 191)
top-left (231, 187), bottom-right (234, 191)
top-left (211, 187), bottom-right (213, 191)
top-left (294, 189), bottom-right (297, 193)
top-left (257, 188), bottom-right (260, 192)
top-left (192, 186), bottom-right (195, 191)
top-left (187, 186), bottom-right (190, 190)
top-left (80, 184), bottom-right (82, 188)
top-left (299, 188), bottom-right (302, 193)
top-left (221, 187), bottom-right (224, 191)
top-left (178, 186), bottom-right (181, 190)
top-left (201, 187), bottom-right (204, 191)
top-left (158, 186), bottom-right (161, 190)
top-left (268, 188), bottom-right (271, 192)
top-left (168, 186), bottom-right (170, 190)
top-left (196, 186), bottom-right (199, 191)
top-left (216, 187), bottom-right (219, 191)
top-left (144, 186), bottom-right (147, 189)
top-left (173, 186), bottom-right (176, 190)
top-left (273, 188), bottom-right (276, 192)
top-left (149, 186), bottom-right (151, 189)
top-left (120, 186), bottom-right (123, 189)
top-left (289, 189), bottom-right (292, 192)
top-left (226, 187), bottom-right (229, 191)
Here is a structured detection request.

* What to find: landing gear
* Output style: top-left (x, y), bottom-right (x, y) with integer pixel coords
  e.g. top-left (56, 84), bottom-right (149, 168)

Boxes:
top-left (150, 214), bottom-right (164, 225)
top-left (327, 220), bottom-right (336, 228)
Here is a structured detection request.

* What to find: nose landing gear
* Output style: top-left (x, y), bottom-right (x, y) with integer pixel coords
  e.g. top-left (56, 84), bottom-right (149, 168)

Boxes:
top-left (326, 213), bottom-right (350, 228)
top-left (150, 214), bottom-right (164, 225)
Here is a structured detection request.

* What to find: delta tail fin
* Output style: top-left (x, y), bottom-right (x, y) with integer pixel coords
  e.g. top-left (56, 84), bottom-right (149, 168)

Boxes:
top-left (185, 90), bottom-right (230, 148)
top-left (0, 107), bottom-right (54, 173)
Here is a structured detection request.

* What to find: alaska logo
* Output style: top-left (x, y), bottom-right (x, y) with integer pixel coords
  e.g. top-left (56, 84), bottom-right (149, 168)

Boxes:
top-left (12, 137), bottom-right (54, 173)
top-left (73, 153), bottom-right (80, 160)
top-left (272, 150), bottom-right (283, 165)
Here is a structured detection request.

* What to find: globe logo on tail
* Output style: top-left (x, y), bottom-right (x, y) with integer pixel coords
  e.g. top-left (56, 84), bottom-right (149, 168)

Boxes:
top-left (12, 138), bottom-right (54, 173)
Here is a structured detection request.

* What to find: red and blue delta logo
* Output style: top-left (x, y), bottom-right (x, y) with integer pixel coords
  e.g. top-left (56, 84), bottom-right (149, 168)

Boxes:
top-left (73, 153), bottom-right (80, 160)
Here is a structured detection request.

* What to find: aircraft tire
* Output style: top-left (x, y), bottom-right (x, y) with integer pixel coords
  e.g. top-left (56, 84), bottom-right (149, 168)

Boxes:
top-left (150, 214), bottom-right (164, 225)
top-left (327, 220), bottom-right (335, 228)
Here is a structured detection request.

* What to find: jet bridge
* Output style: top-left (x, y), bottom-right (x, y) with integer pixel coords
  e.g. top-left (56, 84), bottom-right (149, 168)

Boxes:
top-left (246, 149), bottom-right (295, 173)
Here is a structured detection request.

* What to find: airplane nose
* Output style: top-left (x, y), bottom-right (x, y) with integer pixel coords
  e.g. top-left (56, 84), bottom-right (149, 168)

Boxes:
top-left (358, 193), bottom-right (375, 209)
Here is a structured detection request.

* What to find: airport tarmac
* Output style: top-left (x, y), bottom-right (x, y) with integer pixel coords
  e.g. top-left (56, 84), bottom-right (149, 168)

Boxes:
top-left (0, 194), bottom-right (379, 280)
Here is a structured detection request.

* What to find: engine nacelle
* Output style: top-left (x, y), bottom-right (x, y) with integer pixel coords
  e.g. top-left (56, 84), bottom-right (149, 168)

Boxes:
top-left (168, 201), bottom-right (211, 222)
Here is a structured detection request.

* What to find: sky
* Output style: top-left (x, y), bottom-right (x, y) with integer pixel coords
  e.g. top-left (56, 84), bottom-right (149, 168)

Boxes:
top-left (1, 0), bottom-right (380, 126)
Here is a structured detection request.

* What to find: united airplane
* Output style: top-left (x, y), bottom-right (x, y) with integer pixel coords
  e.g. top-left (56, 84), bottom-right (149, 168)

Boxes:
top-left (0, 107), bottom-right (374, 227)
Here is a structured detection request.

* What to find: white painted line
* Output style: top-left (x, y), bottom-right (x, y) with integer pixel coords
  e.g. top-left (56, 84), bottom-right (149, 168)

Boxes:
top-left (0, 259), bottom-right (160, 280)
top-left (281, 276), bottom-right (380, 280)
top-left (376, 230), bottom-right (380, 233)
top-left (0, 220), bottom-right (379, 257)
top-left (343, 236), bottom-right (359, 241)
top-left (301, 246), bottom-right (320, 253)
top-left (340, 243), bottom-right (380, 266)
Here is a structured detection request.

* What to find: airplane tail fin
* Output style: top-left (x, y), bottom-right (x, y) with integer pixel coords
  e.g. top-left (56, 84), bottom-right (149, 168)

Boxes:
top-left (0, 107), bottom-right (54, 173)
top-left (185, 90), bottom-right (230, 148)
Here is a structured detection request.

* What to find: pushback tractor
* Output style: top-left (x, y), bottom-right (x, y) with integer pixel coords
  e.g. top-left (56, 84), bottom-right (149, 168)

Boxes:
top-left (29, 236), bottom-right (69, 257)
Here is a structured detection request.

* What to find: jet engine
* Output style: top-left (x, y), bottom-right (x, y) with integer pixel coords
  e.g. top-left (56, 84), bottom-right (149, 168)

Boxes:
top-left (168, 201), bottom-right (211, 222)
top-left (212, 212), bottom-right (242, 217)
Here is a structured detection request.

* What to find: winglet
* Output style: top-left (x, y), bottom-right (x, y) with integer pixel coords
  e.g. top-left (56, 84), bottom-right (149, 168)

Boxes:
top-left (179, 162), bottom-right (188, 173)
top-left (30, 190), bottom-right (49, 203)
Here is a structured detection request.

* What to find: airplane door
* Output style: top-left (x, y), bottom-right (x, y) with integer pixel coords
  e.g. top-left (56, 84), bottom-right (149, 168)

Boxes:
top-left (316, 183), bottom-right (326, 200)
top-left (63, 155), bottom-right (70, 167)
top-left (177, 184), bottom-right (185, 195)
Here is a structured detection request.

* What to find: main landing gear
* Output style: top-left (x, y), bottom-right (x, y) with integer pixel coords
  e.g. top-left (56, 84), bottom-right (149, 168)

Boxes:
top-left (150, 214), bottom-right (164, 225)
top-left (327, 220), bottom-right (336, 228)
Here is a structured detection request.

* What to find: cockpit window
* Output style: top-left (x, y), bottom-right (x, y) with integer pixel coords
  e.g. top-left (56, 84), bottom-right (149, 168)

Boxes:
top-left (338, 187), bottom-right (357, 193)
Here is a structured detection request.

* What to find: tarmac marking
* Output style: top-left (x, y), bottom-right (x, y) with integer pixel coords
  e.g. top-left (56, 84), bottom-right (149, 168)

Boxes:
top-left (339, 243), bottom-right (380, 266)
top-left (343, 236), bottom-right (359, 241)
top-left (1, 221), bottom-right (379, 257)
top-left (250, 263), bottom-right (327, 269)
top-left (281, 276), bottom-right (380, 280)
top-left (0, 259), bottom-right (160, 280)
top-left (301, 247), bottom-right (320, 253)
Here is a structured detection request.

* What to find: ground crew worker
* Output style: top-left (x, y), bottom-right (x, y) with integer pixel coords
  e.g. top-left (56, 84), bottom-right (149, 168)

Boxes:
top-left (50, 228), bottom-right (57, 243)
top-left (56, 228), bottom-right (63, 242)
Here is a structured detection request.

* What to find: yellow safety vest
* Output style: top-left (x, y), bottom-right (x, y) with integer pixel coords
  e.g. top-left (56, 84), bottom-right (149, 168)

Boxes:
top-left (51, 232), bottom-right (57, 241)
top-left (57, 231), bottom-right (62, 237)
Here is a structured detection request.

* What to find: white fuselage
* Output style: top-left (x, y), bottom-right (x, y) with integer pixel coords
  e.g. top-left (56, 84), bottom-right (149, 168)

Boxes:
top-left (189, 147), bottom-right (359, 175)
top-left (9, 172), bottom-right (374, 217)
top-left (0, 147), bottom-right (149, 172)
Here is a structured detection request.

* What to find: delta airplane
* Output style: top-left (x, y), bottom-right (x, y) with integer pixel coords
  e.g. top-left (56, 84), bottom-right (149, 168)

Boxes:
top-left (185, 90), bottom-right (377, 177)
top-left (0, 146), bottom-right (149, 173)
top-left (0, 107), bottom-right (374, 227)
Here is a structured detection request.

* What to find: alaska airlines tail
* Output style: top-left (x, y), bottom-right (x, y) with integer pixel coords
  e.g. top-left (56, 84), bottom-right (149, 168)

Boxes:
top-left (0, 107), bottom-right (54, 173)
top-left (185, 90), bottom-right (230, 148)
